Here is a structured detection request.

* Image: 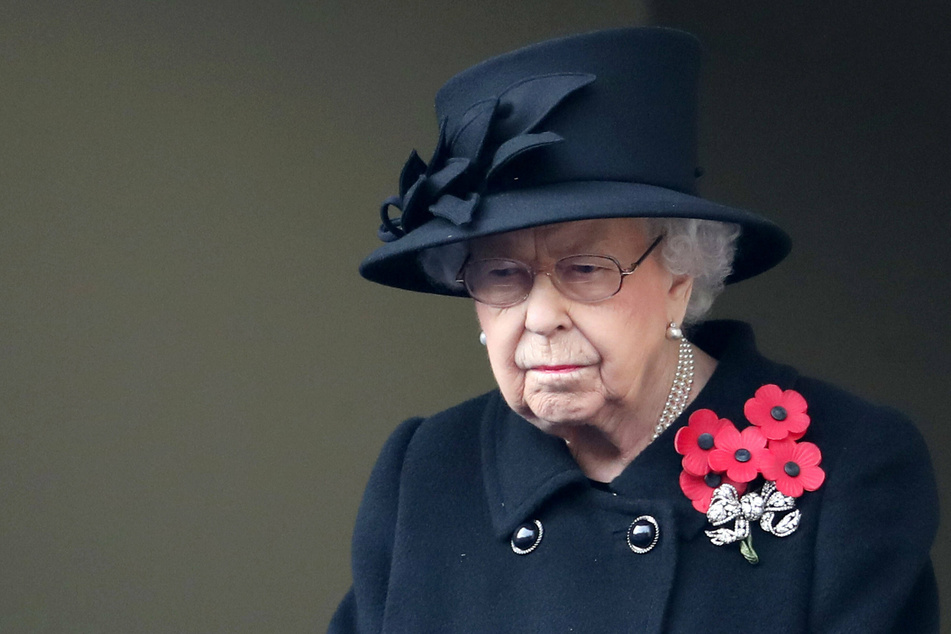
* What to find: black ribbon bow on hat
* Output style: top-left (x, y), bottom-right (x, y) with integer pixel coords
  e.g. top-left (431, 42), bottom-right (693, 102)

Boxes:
top-left (378, 72), bottom-right (596, 242)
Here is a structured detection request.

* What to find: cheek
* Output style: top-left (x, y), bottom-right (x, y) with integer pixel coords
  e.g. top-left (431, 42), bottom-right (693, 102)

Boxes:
top-left (578, 302), bottom-right (664, 386)
top-left (475, 305), bottom-right (527, 406)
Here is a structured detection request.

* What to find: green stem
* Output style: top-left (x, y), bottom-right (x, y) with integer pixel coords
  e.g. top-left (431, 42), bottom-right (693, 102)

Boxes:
top-left (739, 534), bottom-right (759, 565)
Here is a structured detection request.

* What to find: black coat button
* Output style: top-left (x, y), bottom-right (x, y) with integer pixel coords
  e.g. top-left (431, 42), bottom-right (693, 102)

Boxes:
top-left (627, 515), bottom-right (660, 554)
top-left (511, 520), bottom-right (543, 555)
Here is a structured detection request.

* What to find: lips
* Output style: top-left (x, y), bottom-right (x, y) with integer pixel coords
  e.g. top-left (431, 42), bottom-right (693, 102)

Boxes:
top-left (532, 364), bottom-right (585, 372)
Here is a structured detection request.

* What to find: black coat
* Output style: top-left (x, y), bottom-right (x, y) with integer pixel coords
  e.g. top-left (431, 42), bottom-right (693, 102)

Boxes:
top-left (330, 322), bottom-right (938, 632)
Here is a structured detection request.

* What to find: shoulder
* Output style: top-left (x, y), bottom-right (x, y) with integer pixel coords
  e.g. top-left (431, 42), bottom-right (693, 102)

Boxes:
top-left (785, 380), bottom-right (939, 630)
top-left (343, 395), bottom-right (500, 633)
top-left (792, 375), bottom-right (911, 429)
top-left (702, 319), bottom-right (938, 536)
top-left (788, 375), bottom-right (937, 575)
top-left (369, 390), bottom-right (501, 476)
top-left (790, 375), bottom-right (934, 478)
top-left (699, 320), bottom-right (933, 476)
top-left (419, 389), bottom-right (501, 428)
top-left (352, 390), bottom-right (500, 550)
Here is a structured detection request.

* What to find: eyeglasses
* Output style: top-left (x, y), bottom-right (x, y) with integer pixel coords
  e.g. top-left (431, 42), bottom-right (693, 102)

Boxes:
top-left (457, 235), bottom-right (663, 308)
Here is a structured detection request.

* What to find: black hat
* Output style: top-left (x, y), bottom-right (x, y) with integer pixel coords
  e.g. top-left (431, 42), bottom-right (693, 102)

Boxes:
top-left (360, 27), bottom-right (790, 295)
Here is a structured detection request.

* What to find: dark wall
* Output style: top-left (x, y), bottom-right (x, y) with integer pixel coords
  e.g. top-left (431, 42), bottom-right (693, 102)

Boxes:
top-left (0, 1), bottom-right (946, 631)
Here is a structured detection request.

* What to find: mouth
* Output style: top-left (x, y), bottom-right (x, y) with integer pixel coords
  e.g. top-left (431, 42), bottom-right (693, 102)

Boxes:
top-left (531, 364), bottom-right (586, 373)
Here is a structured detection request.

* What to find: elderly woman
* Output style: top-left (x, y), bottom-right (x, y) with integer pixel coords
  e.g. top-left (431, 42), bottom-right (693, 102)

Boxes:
top-left (330, 28), bottom-right (938, 632)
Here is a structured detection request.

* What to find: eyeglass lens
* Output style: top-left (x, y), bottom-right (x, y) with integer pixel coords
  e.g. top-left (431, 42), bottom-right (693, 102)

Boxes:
top-left (463, 255), bottom-right (624, 307)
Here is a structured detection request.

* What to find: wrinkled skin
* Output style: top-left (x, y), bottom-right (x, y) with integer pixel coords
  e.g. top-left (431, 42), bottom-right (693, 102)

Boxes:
top-left (472, 218), bottom-right (715, 480)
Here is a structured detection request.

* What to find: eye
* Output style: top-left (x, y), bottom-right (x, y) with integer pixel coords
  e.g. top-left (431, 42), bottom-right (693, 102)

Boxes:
top-left (466, 259), bottom-right (531, 289)
top-left (566, 263), bottom-right (602, 275)
top-left (557, 256), bottom-right (616, 283)
top-left (485, 263), bottom-right (523, 279)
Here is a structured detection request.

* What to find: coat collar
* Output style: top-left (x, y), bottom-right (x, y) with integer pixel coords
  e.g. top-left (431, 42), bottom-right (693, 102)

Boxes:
top-left (481, 320), bottom-right (800, 539)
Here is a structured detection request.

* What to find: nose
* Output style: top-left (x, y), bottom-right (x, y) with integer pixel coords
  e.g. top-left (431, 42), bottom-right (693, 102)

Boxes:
top-left (522, 272), bottom-right (572, 335)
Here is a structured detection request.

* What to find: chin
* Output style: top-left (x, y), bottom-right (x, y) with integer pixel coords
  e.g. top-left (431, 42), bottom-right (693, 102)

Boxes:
top-left (522, 392), bottom-right (603, 429)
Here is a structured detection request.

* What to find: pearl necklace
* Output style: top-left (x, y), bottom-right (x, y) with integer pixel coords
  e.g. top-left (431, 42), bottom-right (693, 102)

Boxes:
top-left (652, 337), bottom-right (695, 440)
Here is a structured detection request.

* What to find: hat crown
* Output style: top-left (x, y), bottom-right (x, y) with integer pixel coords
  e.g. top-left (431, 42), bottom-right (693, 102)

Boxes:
top-left (434, 27), bottom-right (702, 195)
top-left (360, 27), bottom-right (790, 296)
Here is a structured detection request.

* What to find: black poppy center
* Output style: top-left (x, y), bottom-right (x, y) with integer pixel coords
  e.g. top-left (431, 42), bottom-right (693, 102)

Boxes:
top-left (703, 472), bottom-right (722, 488)
top-left (771, 406), bottom-right (788, 421)
top-left (784, 461), bottom-right (801, 477)
top-left (697, 433), bottom-right (715, 450)
top-left (734, 448), bottom-right (752, 463)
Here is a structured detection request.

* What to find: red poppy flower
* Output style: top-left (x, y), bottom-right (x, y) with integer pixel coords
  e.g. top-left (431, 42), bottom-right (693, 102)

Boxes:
top-left (785, 428), bottom-right (807, 442)
top-left (674, 409), bottom-right (733, 476)
top-left (761, 439), bottom-right (826, 497)
top-left (744, 384), bottom-right (810, 441)
top-left (679, 470), bottom-right (748, 513)
top-left (707, 425), bottom-right (768, 483)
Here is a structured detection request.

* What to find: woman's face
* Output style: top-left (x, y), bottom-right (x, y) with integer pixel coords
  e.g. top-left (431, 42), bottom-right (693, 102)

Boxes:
top-left (471, 218), bottom-right (693, 437)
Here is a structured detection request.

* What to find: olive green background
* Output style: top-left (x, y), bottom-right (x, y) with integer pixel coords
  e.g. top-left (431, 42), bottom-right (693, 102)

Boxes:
top-left (1, 1), bottom-right (948, 631)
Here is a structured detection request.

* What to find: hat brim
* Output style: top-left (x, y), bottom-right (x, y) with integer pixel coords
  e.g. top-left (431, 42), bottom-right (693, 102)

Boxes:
top-left (359, 181), bottom-right (790, 295)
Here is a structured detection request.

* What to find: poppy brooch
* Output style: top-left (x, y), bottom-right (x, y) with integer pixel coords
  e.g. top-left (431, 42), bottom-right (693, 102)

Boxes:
top-left (674, 384), bottom-right (825, 564)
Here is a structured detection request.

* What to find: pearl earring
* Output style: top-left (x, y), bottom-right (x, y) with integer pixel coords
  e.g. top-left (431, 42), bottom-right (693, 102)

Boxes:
top-left (479, 331), bottom-right (487, 346)
top-left (666, 321), bottom-right (683, 340)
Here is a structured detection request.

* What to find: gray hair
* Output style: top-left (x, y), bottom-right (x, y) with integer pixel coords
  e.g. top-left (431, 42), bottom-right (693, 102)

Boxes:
top-left (645, 218), bottom-right (740, 324)
top-left (419, 218), bottom-right (740, 325)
